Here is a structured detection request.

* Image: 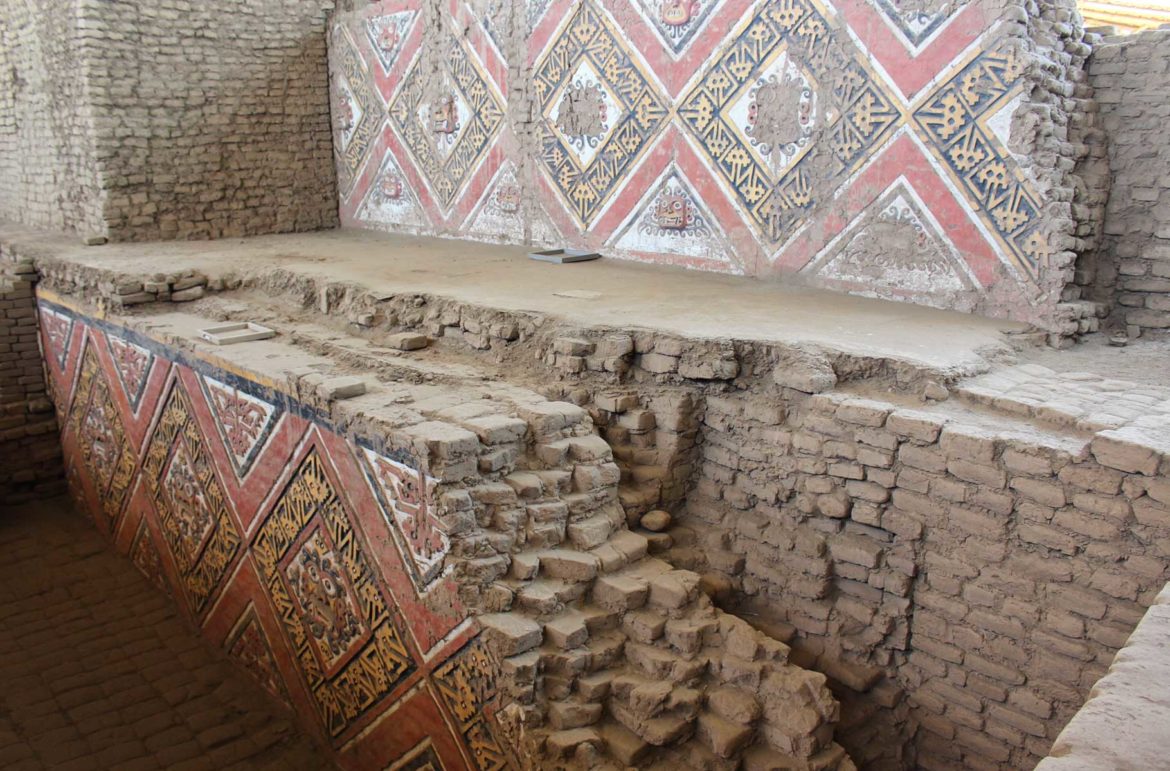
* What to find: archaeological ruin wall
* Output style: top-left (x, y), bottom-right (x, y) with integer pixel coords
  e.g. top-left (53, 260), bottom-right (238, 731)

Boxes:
top-left (0, 241), bottom-right (63, 503)
top-left (0, 0), bottom-right (340, 242)
top-left (18, 222), bottom-right (1170, 771)
top-left (329, 0), bottom-right (1100, 335)
top-left (32, 277), bottom-right (861, 771)
top-left (1085, 26), bottom-right (1170, 337)
top-left (0, 0), bottom-right (106, 236)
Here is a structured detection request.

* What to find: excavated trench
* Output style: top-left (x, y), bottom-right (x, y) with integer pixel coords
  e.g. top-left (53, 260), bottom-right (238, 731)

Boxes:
top-left (16, 248), bottom-right (1170, 770)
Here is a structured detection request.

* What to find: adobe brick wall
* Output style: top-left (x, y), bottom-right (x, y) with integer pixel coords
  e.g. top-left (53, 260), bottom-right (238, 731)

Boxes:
top-left (0, 0), bottom-right (339, 242)
top-left (0, 244), bottom-right (63, 504)
top-left (1088, 28), bottom-right (1170, 336)
top-left (31, 281), bottom-right (858, 771)
top-left (1036, 582), bottom-right (1170, 771)
top-left (84, 0), bottom-right (340, 241)
top-left (0, 0), bottom-right (106, 237)
top-left (674, 388), bottom-right (1170, 770)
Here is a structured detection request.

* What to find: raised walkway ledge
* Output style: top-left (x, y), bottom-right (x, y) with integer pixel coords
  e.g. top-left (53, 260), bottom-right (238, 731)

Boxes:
top-left (1036, 582), bottom-right (1170, 771)
top-left (0, 221), bottom-right (1027, 389)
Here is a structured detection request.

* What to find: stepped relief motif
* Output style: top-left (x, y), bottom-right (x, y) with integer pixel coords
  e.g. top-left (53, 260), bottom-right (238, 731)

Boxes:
top-left (481, 0), bottom-right (552, 58)
top-left (609, 165), bottom-right (736, 270)
top-left (388, 23), bottom-right (504, 214)
top-left (252, 446), bottom-right (414, 739)
top-left (68, 341), bottom-right (136, 534)
top-left (635, 0), bottom-right (721, 56)
top-left (871, 0), bottom-right (971, 49)
top-left (465, 163), bottom-right (558, 244)
top-left (806, 181), bottom-right (977, 309)
top-left (357, 151), bottom-right (429, 232)
top-left (365, 11), bottom-right (416, 73)
top-left (199, 374), bottom-right (281, 478)
top-left (534, 2), bottom-right (668, 227)
top-left (677, 0), bottom-right (901, 247)
top-left (106, 335), bottom-right (153, 412)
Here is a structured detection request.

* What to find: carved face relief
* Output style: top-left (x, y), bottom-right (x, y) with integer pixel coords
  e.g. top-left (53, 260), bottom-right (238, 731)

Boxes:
top-left (661, 0), bottom-right (699, 26)
top-left (379, 172), bottom-right (403, 201)
top-left (655, 194), bottom-right (691, 230)
top-left (284, 529), bottom-right (367, 668)
top-left (377, 24), bottom-right (399, 53)
top-left (334, 95), bottom-right (355, 134)
top-left (495, 182), bottom-right (521, 213)
top-left (430, 93), bottom-right (459, 135)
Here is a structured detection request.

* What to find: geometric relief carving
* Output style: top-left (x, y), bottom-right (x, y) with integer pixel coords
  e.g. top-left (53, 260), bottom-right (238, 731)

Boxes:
top-left (39, 306), bottom-right (74, 370)
top-left (465, 162), bottom-right (526, 244)
top-left (130, 518), bottom-right (170, 595)
top-left (805, 179), bottom-right (977, 309)
top-left (334, 27), bottom-right (384, 197)
top-left (365, 11), bottom-right (417, 74)
top-left (389, 24), bottom-right (504, 214)
top-left (253, 448), bottom-right (415, 739)
top-left (678, 0), bottom-right (901, 246)
top-left (356, 151), bottom-right (429, 233)
top-left (609, 164), bottom-right (735, 268)
top-left (199, 374), bottom-right (280, 478)
top-left (634, 0), bottom-right (721, 57)
top-left (534, 2), bottom-right (669, 227)
top-left (913, 41), bottom-right (1046, 280)
top-left (141, 379), bottom-right (241, 616)
top-left (481, 0), bottom-right (552, 59)
top-left (106, 334), bottom-right (154, 412)
top-left (871, 0), bottom-right (969, 50)
top-left (359, 447), bottom-right (448, 595)
top-left (226, 605), bottom-right (289, 703)
top-left (67, 341), bottom-right (136, 534)
top-left (433, 639), bottom-right (508, 771)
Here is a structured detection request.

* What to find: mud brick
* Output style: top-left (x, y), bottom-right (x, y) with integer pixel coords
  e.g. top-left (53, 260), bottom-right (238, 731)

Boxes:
top-left (600, 720), bottom-right (651, 765)
top-left (1133, 495), bottom-right (1170, 527)
top-left (403, 420), bottom-right (479, 460)
top-left (697, 711), bottom-right (753, 758)
top-left (1002, 448), bottom-right (1055, 476)
top-left (546, 727), bottom-right (601, 757)
top-left (593, 574), bottom-right (649, 611)
top-left (1010, 476), bottom-right (1067, 507)
top-left (887, 410), bottom-right (946, 442)
top-left (899, 444), bottom-right (947, 473)
top-left (539, 550), bottom-right (600, 582)
top-left (647, 570), bottom-right (700, 610)
top-left (639, 352), bottom-right (679, 374)
top-left (836, 398), bottom-right (891, 427)
top-left (947, 458), bottom-right (1006, 488)
top-left (480, 613), bottom-right (543, 656)
top-left (1091, 428), bottom-right (1162, 474)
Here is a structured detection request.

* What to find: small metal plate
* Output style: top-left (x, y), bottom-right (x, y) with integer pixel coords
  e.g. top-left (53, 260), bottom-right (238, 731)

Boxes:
top-left (199, 322), bottom-right (276, 346)
top-left (529, 249), bottom-right (602, 264)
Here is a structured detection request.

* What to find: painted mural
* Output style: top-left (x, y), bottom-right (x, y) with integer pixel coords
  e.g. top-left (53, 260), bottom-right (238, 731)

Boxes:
top-left (38, 292), bottom-right (514, 771)
top-left (331, 0), bottom-right (1059, 316)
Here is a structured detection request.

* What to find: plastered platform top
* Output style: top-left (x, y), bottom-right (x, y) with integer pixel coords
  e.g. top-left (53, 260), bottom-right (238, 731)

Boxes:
top-left (1, 223), bottom-right (1025, 373)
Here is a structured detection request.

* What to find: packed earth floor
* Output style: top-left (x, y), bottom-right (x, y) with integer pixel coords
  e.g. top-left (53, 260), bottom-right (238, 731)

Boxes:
top-left (0, 498), bottom-right (326, 771)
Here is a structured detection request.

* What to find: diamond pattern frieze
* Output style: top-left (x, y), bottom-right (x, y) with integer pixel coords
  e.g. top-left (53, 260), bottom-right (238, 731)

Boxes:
top-left (389, 24), bottom-right (505, 214)
top-left (913, 41), bottom-right (1047, 281)
top-left (677, 0), bottom-right (902, 247)
top-left (533, 1), bottom-right (670, 227)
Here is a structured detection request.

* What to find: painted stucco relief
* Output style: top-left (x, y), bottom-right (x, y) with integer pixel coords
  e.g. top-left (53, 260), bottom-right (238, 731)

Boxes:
top-left (40, 295), bottom-right (513, 771)
top-left (333, 0), bottom-right (1054, 319)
